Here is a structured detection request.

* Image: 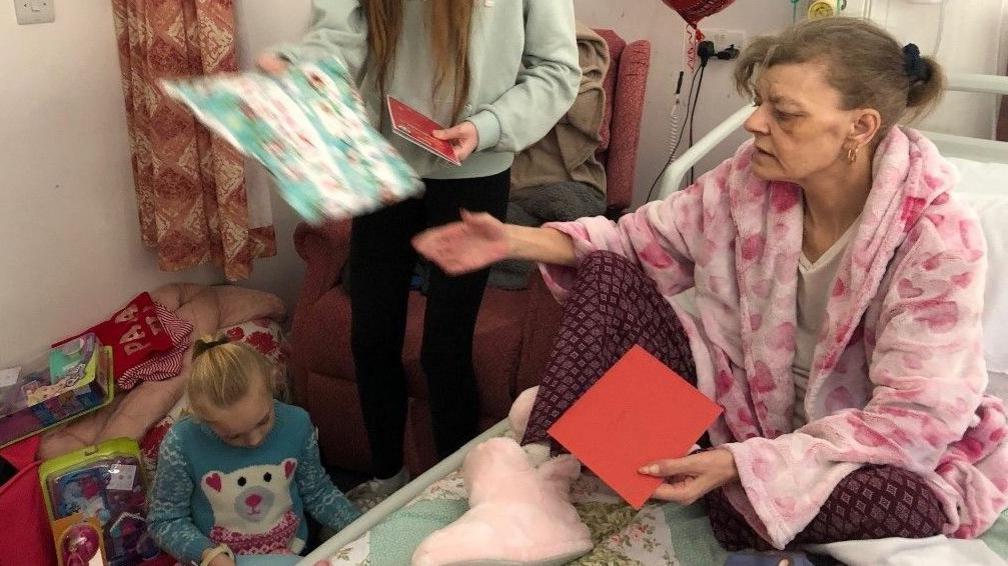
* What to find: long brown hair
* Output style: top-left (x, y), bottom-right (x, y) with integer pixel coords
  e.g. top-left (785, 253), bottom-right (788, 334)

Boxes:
top-left (365, 0), bottom-right (473, 122)
top-left (734, 17), bottom-right (945, 136)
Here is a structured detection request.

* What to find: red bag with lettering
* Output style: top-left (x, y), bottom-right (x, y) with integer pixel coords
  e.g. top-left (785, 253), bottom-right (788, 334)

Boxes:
top-left (53, 293), bottom-right (172, 379)
top-left (661, 0), bottom-right (736, 28)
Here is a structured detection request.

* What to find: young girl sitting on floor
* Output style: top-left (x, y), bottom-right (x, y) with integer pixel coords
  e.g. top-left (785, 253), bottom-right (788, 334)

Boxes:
top-left (149, 336), bottom-right (361, 566)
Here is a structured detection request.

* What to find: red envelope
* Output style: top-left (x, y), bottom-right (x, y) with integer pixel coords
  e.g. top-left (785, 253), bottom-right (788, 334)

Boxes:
top-left (548, 345), bottom-right (723, 508)
top-left (386, 96), bottom-right (461, 166)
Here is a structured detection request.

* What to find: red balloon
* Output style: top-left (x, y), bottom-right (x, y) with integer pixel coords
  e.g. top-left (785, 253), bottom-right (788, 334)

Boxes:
top-left (661, 0), bottom-right (736, 28)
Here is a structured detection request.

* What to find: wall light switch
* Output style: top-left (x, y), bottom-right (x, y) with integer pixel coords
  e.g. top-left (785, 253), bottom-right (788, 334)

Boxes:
top-left (14, 0), bottom-right (54, 25)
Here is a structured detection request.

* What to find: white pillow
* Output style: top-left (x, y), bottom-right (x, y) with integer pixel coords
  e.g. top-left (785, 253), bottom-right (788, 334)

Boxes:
top-left (947, 157), bottom-right (1008, 403)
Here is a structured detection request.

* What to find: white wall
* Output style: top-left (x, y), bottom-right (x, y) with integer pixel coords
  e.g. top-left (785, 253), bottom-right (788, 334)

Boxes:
top-left (867, 0), bottom-right (1008, 139)
top-left (0, 2), bottom-right (221, 368)
top-left (235, 2), bottom-right (315, 310)
top-left (573, 0), bottom-right (794, 204)
top-left (0, 3), bottom-right (318, 368)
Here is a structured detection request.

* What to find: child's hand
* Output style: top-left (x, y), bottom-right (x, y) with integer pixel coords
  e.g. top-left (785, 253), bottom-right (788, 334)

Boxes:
top-left (201, 545), bottom-right (236, 566)
top-left (257, 53), bottom-right (289, 75)
top-left (208, 554), bottom-right (236, 566)
top-left (432, 121), bottom-right (479, 162)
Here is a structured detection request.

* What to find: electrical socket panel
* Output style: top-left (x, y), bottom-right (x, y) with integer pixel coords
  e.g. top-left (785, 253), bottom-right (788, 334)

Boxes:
top-left (14, 0), bottom-right (55, 25)
top-left (701, 28), bottom-right (747, 53)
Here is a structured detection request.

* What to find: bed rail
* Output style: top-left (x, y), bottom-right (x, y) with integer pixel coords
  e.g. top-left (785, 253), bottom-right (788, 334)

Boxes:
top-left (946, 73), bottom-right (1008, 96)
top-left (654, 105), bottom-right (754, 200)
top-left (299, 420), bottom-right (511, 565)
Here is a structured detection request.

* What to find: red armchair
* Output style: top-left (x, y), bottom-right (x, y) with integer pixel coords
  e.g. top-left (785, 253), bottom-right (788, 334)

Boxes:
top-left (289, 29), bottom-right (651, 475)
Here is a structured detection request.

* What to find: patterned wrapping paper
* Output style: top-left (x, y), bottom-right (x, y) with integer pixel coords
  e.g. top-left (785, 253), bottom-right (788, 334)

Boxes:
top-left (161, 59), bottom-right (423, 224)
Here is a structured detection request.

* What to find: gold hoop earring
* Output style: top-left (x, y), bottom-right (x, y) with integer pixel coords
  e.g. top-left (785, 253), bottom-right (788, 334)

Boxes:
top-left (847, 145), bottom-right (859, 163)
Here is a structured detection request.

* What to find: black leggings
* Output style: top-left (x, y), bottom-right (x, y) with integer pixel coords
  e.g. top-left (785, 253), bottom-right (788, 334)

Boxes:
top-left (348, 169), bottom-right (510, 477)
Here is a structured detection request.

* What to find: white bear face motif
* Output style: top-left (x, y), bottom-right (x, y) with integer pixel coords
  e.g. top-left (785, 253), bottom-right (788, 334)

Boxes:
top-left (201, 459), bottom-right (298, 535)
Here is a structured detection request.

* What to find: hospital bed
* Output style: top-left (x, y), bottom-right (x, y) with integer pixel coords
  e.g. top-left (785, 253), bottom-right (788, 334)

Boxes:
top-left (301, 73), bottom-right (1008, 566)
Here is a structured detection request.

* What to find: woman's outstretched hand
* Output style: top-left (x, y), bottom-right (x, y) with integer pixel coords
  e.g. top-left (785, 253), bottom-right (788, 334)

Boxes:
top-left (413, 210), bottom-right (510, 275)
top-left (639, 448), bottom-right (739, 505)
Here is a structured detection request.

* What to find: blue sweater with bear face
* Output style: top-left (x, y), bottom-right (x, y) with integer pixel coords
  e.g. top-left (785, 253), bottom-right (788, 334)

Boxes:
top-left (148, 401), bottom-right (360, 563)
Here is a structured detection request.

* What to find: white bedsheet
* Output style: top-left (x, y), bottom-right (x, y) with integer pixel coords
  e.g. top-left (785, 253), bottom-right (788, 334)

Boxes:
top-left (807, 535), bottom-right (1007, 566)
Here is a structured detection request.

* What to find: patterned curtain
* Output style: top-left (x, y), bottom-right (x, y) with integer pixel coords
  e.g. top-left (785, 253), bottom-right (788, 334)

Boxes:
top-left (112, 0), bottom-right (275, 280)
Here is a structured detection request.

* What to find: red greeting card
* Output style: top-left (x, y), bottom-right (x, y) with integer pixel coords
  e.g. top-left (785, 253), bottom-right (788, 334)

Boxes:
top-left (386, 96), bottom-right (461, 166)
top-left (548, 345), bottom-right (723, 509)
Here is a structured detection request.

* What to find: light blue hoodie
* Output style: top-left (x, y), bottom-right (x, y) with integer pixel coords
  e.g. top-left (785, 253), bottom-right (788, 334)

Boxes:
top-left (275, 0), bottom-right (581, 180)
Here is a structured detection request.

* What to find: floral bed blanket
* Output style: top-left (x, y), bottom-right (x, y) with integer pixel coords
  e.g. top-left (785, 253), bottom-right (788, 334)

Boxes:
top-left (319, 468), bottom-right (1008, 565)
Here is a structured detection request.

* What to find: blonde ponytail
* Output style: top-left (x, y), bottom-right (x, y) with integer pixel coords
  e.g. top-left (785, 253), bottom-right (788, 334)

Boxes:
top-left (187, 335), bottom-right (277, 416)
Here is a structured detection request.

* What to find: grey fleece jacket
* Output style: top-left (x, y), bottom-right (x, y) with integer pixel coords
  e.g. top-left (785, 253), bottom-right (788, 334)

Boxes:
top-left (275, 0), bottom-right (581, 179)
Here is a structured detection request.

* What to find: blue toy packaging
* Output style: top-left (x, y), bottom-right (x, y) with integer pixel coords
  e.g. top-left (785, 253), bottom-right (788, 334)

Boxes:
top-left (40, 438), bottom-right (161, 566)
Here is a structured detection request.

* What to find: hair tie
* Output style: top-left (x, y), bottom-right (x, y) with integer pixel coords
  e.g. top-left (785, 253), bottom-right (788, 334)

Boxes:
top-left (193, 335), bottom-right (230, 358)
top-left (902, 43), bottom-right (929, 83)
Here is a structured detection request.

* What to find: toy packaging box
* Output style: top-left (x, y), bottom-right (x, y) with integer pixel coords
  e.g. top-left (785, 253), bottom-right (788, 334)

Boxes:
top-left (0, 333), bottom-right (114, 449)
top-left (40, 438), bottom-right (160, 566)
